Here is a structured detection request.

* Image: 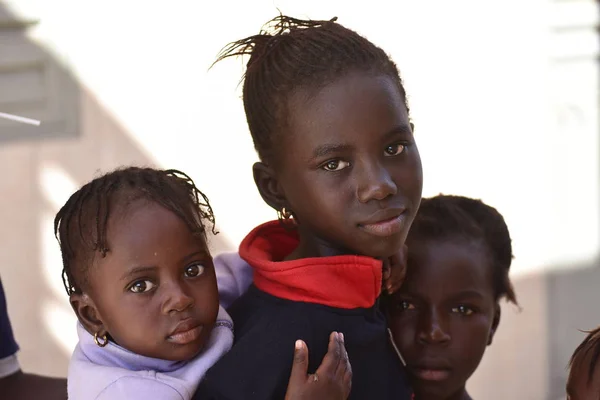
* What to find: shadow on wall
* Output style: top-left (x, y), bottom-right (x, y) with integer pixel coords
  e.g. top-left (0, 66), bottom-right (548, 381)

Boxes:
top-left (467, 259), bottom-right (600, 400)
top-left (0, 4), bottom-right (232, 377)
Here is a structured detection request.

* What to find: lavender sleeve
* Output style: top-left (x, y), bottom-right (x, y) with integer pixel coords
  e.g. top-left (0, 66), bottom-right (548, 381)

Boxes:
top-left (213, 252), bottom-right (253, 309)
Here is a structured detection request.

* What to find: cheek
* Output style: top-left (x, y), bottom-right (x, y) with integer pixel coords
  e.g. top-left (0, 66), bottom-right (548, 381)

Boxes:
top-left (451, 318), bottom-right (493, 368)
top-left (388, 315), bottom-right (416, 352)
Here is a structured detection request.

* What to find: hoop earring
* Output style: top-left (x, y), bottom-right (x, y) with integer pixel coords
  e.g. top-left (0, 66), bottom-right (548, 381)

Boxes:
top-left (277, 206), bottom-right (293, 221)
top-left (94, 332), bottom-right (108, 347)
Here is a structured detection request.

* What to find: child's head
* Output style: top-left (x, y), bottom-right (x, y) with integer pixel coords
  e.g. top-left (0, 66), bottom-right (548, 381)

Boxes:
top-left (55, 167), bottom-right (219, 361)
top-left (386, 195), bottom-right (517, 399)
top-left (567, 326), bottom-right (600, 399)
top-left (216, 15), bottom-right (423, 259)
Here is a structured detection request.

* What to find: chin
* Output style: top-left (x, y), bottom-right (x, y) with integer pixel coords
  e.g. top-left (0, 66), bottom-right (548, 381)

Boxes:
top-left (355, 235), bottom-right (406, 259)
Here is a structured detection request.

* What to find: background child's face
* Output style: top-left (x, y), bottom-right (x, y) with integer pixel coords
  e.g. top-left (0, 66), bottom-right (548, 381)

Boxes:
top-left (388, 238), bottom-right (498, 399)
top-left (567, 356), bottom-right (600, 399)
top-left (269, 71), bottom-right (423, 259)
top-left (75, 201), bottom-right (219, 361)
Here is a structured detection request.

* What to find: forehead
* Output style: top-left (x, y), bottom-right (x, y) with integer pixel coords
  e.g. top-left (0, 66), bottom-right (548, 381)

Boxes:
top-left (284, 72), bottom-right (409, 149)
top-left (106, 201), bottom-right (206, 255)
top-left (402, 238), bottom-right (494, 296)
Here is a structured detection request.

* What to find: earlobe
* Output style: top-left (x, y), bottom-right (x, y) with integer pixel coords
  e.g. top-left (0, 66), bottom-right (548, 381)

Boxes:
top-left (488, 304), bottom-right (501, 346)
top-left (70, 293), bottom-right (106, 336)
top-left (252, 162), bottom-right (288, 212)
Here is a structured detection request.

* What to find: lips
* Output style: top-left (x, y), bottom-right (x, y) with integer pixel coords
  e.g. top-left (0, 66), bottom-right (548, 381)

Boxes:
top-left (167, 319), bottom-right (203, 345)
top-left (410, 360), bottom-right (452, 382)
top-left (358, 207), bottom-right (407, 237)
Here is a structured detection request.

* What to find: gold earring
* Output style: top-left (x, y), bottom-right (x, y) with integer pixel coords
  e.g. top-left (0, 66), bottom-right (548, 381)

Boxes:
top-left (94, 332), bottom-right (108, 347)
top-left (281, 207), bottom-right (292, 219)
top-left (277, 207), bottom-right (293, 221)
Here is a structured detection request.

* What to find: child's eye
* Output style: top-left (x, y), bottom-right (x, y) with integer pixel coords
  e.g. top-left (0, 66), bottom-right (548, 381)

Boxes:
top-left (129, 280), bottom-right (156, 294)
top-left (397, 300), bottom-right (415, 311)
top-left (384, 144), bottom-right (406, 156)
top-left (322, 159), bottom-right (350, 171)
top-left (451, 305), bottom-right (474, 316)
top-left (185, 263), bottom-right (205, 278)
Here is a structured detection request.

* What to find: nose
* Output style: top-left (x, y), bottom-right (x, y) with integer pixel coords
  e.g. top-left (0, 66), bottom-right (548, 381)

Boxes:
top-left (417, 308), bottom-right (451, 345)
top-left (356, 161), bottom-right (397, 204)
top-left (161, 282), bottom-right (194, 315)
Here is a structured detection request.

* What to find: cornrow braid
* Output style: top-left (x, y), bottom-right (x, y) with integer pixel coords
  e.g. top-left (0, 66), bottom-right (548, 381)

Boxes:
top-left (54, 167), bottom-right (216, 296)
top-left (214, 14), bottom-right (409, 165)
top-left (408, 195), bottom-right (518, 305)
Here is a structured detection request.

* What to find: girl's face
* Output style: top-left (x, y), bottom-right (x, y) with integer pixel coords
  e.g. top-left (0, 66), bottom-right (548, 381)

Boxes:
top-left (73, 201), bottom-right (219, 361)
top-left (257, 71), bottom-right (423, 259)
top-left (388, 238), bottom-right (499, 399)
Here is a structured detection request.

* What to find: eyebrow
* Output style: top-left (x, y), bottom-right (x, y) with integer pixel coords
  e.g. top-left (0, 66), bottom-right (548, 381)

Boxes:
top-left (383, 124), bottom-right (413, 140)
top-left (310, 143), bottom-right (353, 161)
top-left (120, 250), bottom-right (208, 282)
top-left (309, 125), bottom-right (413, 162)
top-left (120, 265), bottom-right (157, 282)
top-left (448, 290), bottom-right (485, 301)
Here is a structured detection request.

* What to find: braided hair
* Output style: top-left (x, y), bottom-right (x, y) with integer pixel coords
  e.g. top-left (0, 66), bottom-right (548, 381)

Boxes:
top-left (408, 195), bottom-right (518, 305)
top-left (54, 167), bottom-right (216, 296)
top-left (214, 14), bottom-right (409, 165)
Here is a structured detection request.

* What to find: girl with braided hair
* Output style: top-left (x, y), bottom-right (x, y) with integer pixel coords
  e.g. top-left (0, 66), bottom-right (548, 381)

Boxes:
top-left (197, 14), bottom-right (422, 400)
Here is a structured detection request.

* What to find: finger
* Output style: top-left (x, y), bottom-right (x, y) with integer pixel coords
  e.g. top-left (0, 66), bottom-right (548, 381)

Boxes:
top-left (343, 365), bottom-right (353, 399)
top-left (382, 258), bottom-right (391, 280)
top-left (316, 332), bottom-right (342, 378)
top-left (335, 335), bottom-right (350, 380)
top-left (288, 340), bottom-right (309, 386)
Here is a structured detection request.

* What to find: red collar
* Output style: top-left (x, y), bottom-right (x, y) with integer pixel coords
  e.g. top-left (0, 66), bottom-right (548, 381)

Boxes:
top-left (238, 221), bottom-right (383, 309)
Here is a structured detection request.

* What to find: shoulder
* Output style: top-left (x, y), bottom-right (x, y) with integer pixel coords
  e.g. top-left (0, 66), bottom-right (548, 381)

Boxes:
top-left (96, 376), bottom-right (185, 400)
top-left (213, 252), bottom-right (253, 309)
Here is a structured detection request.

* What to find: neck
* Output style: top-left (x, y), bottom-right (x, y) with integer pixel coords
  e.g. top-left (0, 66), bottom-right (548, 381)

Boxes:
top-left (284, 226), bottom-right (359, 260)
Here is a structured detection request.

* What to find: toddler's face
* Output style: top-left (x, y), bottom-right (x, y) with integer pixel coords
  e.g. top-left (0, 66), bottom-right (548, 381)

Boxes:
top-left (81, 201), bottom-right (219, 361)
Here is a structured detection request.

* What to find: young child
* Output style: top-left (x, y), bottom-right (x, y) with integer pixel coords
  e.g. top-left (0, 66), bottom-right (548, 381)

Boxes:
top-left (55, 167), bottom-right (351, 400)
top-left (195, 15), bottom-right (423, 400)
top-left (567, 326), bottom-right (600, 399)
top-left (385, 195), bottom-right (518, 400)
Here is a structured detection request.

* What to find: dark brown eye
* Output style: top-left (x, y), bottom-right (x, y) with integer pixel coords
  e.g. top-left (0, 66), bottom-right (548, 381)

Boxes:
top-left (129, 280), bottom-right (155, 293)
top-left (185, 264), bottom-right (205, 278)
top-left (384, 144), bottom-right (405, 156)
top-left (322, 160), bottom-right (350, 171)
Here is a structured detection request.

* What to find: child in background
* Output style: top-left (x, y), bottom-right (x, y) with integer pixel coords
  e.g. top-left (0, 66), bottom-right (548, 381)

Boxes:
top-left (567, 326), bottom-right (600, 399)
top-left (386, 195), bottom-right (518, 400)
top-left (196, 14), bottom-right (422, 400)
top-left (55, 167), bottom-right (351, 400)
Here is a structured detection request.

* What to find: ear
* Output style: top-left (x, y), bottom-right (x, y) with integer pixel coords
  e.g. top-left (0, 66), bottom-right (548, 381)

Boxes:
top-left (252, 161), bottom-right (288, 212)
top-left (487, 304), bottom-right (501, 346)
top-left (70, 293), bottom-right (107, 337)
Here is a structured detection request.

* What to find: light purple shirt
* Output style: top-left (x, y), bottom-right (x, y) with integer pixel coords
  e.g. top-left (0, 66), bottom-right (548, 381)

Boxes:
top-left (68, 306), bottom-right (233, 400)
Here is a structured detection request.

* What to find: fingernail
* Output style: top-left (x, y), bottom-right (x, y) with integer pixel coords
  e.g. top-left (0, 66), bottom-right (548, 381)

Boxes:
top-left (340, 332), bottom-right (344, 342)
top-left (295, 340), bottom-right (303, 350)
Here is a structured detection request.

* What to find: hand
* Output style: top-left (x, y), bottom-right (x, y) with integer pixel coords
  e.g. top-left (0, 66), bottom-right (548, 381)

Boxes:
top-left (284, 332), bottom-right (352, 400)
top-left (382, 245), bottom-right (408, 295)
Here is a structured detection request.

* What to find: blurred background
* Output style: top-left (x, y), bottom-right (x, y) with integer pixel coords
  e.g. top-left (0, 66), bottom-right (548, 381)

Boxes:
top-left (0, 0), bottom-right (597, 398)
